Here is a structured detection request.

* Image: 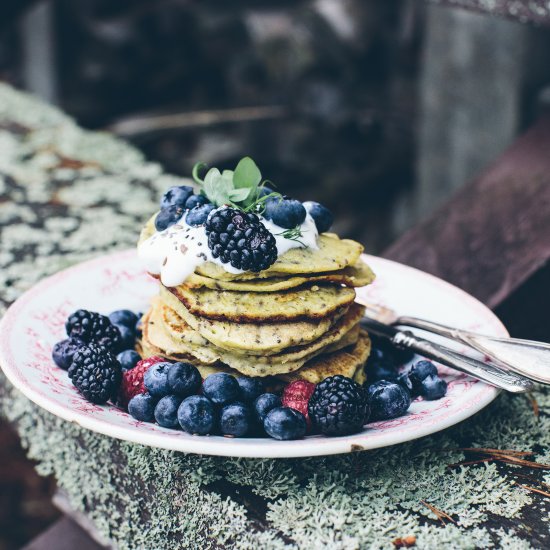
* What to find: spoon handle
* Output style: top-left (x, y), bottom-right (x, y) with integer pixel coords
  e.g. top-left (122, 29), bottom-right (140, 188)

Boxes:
top-left (361, 317), bottom-right (535, 393)
top-left (397, 316), bottom-right (550, 385)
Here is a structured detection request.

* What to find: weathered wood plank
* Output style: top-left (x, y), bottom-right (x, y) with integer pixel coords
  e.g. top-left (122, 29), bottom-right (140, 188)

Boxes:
top-left (411, 5), bottom-right (529, 231)
top-left (385, 114), bottom-right (550, 322)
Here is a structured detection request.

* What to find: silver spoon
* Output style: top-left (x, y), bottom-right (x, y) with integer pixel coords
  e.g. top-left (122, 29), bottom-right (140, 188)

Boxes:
top-left (356, 298), bottom-right (550, 385)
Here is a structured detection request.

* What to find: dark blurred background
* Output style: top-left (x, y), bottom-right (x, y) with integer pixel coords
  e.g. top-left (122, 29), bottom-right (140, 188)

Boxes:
top-left (2, 1), bottom-right (550, 548)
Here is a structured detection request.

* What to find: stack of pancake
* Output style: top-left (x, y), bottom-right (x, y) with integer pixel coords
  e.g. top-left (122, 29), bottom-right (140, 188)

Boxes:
top-left (137, 214), bottom-right (376, 385)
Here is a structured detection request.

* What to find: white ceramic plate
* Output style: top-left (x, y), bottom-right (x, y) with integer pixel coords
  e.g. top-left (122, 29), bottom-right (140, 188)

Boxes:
top-left (0, 250), bottom-right (505, 458)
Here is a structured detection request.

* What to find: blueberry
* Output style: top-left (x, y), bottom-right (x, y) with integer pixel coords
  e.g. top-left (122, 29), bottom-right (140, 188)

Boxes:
top-left (264, 198), bottom-right (306, 229)
top-left (178, 395), bottom-right (216, 435)
top-left (116, 325), bottom-right (135, 350)
top-left (108, 309), bottom-right (138, 329)
top-left (264, 407), bottom-right (307, 440)
top-left (420, 375), bottom-right (448, 400)
top-left (237, 377), bottom-right (264, 403)
top-left (367, 381), bottom-right (411, 421)
top-left (144, 362), bottom-right (172, 397)
top-left (155, 205), bottom-right (185, 231)
top-left (202, 373), bottom-right (240, 406)
top-left (117, 350), bottom-right (141, 371)
top-left (303, 201), bottom-right (334, 233)
top-left (185, 193), bottom-right (210, 210)
top-left (160, 185), bottom-right (194, 209)
top-left (167, 362), bottom-right (201, 397)
top-left (186, 203), bottom-right (216, 227)
top-left (220, 402), bottom-right (253, 437)
top-left (365, 354), bottom-right (399, 382)
top-left (128, 393), bottom-right (156, 422)
top-left (51, 337), bottom-right (85, 370)
top-left (253, 393), bottom-right (282, 423)
top-left (409, 360), bottom-right (438, 393)
top-left (370, 335), bottom-right (415, 367)
top-left (154, 395), bottom-right (182, 428)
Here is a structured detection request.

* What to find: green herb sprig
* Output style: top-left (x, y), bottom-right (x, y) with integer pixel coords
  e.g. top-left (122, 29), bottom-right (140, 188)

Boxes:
top-left (275, 225), bottom-right (307, 247)
top-left (192, 157), bottom-right (282, 211)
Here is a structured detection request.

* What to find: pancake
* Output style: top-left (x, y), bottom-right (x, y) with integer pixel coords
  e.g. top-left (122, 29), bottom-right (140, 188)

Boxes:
top-left (143, 300), bottom-right (365, 376)
top-left (140, 214), bottom-right (364, 280)
top-left (278, 330), bottom-right (370, 384)
top-left (159, 286), bottom-right (347, 354)
top-left (166, 283), bottom-right (356, 323)
top-left (180, 261), bottom-right (375, 292)
top-left (138, 334), bottom-right (367, 385)
top-left (161, 299), bottom-right (362, 366)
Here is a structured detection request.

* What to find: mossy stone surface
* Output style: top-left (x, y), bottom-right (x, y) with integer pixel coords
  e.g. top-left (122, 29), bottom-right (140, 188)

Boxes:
top-left (1, 83), bottom-right (549, 549)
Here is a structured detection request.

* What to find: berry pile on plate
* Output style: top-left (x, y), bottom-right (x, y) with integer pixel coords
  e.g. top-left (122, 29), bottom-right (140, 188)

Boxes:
top-left (51, 309), bottom-right (448, 440)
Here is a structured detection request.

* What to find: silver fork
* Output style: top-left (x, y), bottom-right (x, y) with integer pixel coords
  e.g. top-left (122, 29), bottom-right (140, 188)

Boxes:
top-left (356, 298), bottom-right (550, 385)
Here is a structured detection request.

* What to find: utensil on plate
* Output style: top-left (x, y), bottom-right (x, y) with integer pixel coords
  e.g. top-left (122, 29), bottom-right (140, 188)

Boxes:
top-left (357, 298), bottom-right (550, 385)
top-left (360, 316), bottom-right (535, 393)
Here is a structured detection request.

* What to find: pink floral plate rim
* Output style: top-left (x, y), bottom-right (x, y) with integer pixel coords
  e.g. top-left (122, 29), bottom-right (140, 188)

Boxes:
top-left (0, 249), bottom-right (506, 458)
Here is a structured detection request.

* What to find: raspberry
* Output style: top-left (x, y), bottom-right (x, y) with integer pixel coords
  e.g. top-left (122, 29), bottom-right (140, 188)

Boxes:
top-left (282, 380), bottom-right (315, 431)
top-left (118, 356), bottom-right (165, 409)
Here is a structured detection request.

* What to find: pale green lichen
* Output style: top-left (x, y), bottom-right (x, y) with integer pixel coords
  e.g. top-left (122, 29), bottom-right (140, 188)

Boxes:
top-left (1, 83), bottom-right (550, 549)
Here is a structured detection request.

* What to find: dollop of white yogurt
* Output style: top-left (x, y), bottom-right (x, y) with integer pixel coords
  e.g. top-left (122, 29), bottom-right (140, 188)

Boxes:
top-left (137, 208), bottom-right (319, 287)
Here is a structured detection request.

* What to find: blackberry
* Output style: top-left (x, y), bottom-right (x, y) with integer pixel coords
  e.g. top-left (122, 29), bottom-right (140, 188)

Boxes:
top-left (205, 207), bottom-right (277, 272)
top-left (65, 309), bottom-right (122, 352)
top-left (68, 343), bottom-right (122, 404)
top-left (308, 375), bottom-right (369, 436)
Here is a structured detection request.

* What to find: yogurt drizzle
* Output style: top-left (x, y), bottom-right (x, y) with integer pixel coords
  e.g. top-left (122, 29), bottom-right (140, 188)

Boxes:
top-left (138, 207), bottom-right (319, 288)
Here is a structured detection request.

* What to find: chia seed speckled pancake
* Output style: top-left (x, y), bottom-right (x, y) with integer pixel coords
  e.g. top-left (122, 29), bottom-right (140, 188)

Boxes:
top-left (165, 283), bottom-right (356, 323)
top-left (143, 300), bottom-right (364, 376)
top-left (278, 330), bottom-right (370, 384)
top-left (180, 261), bottom-right (374, 292)
top-left (139, 307), bottom-right (369, 380)
top-left (138, 333), bottom-right (367, 387)
top-left (159, 286), bottom-right (350, 354)
top-left (138, 334), bottom-right (368, 386)
top-left (139, 214), bottom-right (364, 281)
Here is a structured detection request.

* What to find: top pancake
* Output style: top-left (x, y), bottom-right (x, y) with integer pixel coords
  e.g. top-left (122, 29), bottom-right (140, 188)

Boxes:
top-left (139, 213), bottom-right (365, 282)
top-left (174, 261), bottom-right (375, 292)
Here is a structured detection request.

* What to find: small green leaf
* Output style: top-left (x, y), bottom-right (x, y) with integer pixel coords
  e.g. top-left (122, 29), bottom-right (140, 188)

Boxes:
top-left (228, 188), bottom-right (252, 202)
top-left (233, 157), bottom-right (261, 189)
top-left (192, 162), bottom-right (208, 184)
top-left (203, 168), bottom-right (234, 206)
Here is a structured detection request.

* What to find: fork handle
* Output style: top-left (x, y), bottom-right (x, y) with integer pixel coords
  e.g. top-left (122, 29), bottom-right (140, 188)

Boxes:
top-left (397, 316), bottom-right (550, 384)
top-left (361, 318), bottom-right (534, 393)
